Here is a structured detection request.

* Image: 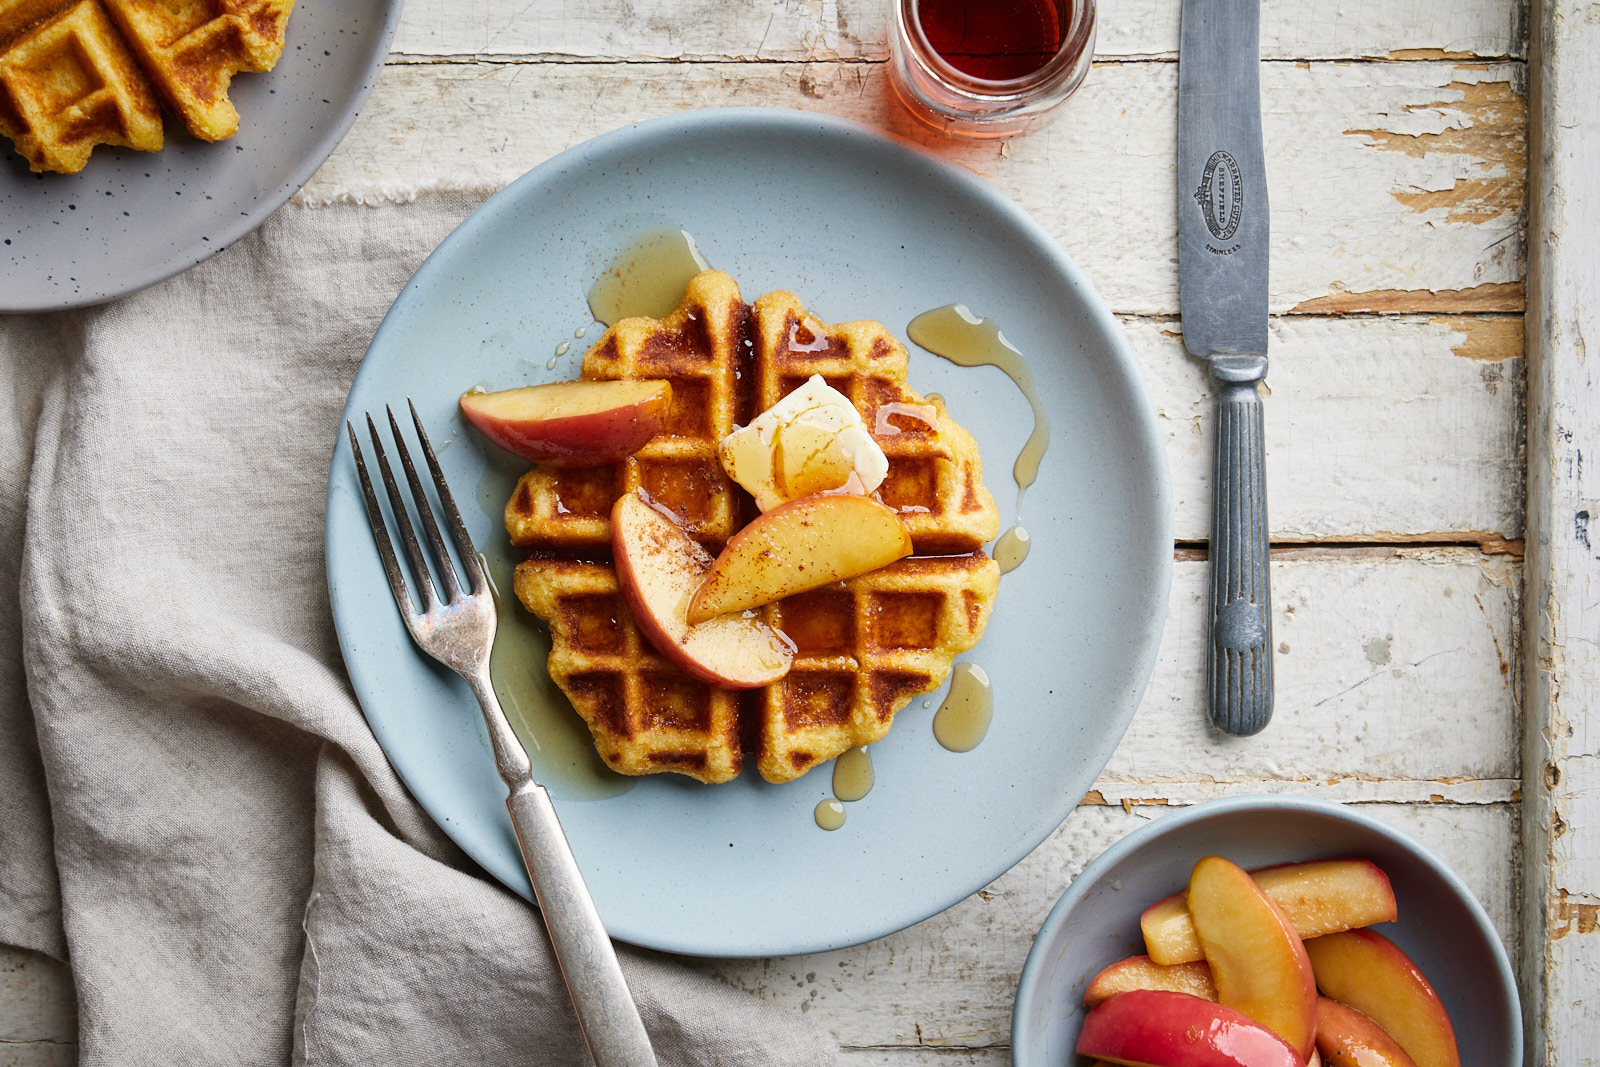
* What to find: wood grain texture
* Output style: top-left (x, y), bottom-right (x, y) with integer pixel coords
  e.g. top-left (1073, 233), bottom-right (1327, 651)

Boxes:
top-left (697, 802), bottom-right (1517, 1052)
top-left (1133, 315), bottom-right (1523, 542)
top-left (1523, 0), bottom-right (1600, 1061)
top-left (303, 60), bottom-right (1526, 317)
top-left (0, 947), bottom-right (74, 1067)
top-left (389, 0), bottom-right (1525, 62)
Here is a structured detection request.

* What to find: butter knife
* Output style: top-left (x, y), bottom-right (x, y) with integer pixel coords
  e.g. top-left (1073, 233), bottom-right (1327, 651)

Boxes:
top-left (1178, 0), bottom-right (1273, 735)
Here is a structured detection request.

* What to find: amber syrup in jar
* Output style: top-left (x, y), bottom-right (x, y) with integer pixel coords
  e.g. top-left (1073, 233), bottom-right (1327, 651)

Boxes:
top-left (889, 0), bottom-right (1095, 137)
top-left (915, 0), bottom-right (1066, 81)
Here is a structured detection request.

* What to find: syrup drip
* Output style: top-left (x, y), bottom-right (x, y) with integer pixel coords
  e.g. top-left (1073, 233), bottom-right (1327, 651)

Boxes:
top-left (475, 444), bottom-right (633, 800)
top-left (908, 305), bottom-right (1048, 584)
top-left (814, 799), bottom-right (847, 830)
top-left (831, 746), bottom-right (874, 802)
top-left (907, 305), bottom-right (1050, 510)
top-left (932, 662), bottom-right (994, 752)
top-left (995, 525), bottom-right (1031, 575)
top-left (587, 228), bottom-right (711, 326)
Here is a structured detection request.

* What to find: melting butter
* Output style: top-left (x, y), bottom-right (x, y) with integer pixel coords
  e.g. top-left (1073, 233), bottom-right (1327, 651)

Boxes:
top-left (720, 375), bottom-right (888, 511)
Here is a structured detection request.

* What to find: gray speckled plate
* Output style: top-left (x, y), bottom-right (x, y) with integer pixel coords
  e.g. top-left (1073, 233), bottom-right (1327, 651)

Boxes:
top-left (326, 109), bottom-right (1172, 958)
top-left (0, 0), bottom-right (402, 313)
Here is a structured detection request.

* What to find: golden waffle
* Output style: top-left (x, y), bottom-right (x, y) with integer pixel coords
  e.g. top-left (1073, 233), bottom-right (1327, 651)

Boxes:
top-left (0, 0), bottom-right (292, 172)
top-left (102, 0), bottom-right (294, 141)
top-left (0, 0), bottom-right (163, 173)
top-left (755, 551), bottom-right (998, 783)
top-left (507, 269), bottom-right (751, 553)
top-left (511, 272), bottom-right (1002, 784)
top-left (513, 557), bottom-right (744, 784)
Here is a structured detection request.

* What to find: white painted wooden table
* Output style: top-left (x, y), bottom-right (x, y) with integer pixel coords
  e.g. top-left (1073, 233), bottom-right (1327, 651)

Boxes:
top-left (5, 0), bottom-right (1598, 1063)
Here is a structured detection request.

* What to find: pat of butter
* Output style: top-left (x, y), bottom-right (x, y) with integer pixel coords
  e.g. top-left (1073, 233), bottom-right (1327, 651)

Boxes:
top-left (719, 375), bottom-right (890, 511)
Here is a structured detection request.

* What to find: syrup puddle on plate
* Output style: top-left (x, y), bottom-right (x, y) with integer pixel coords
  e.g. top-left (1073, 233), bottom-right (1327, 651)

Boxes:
top-left (587, 228), bottom-right (711, 326)
top-left (932, 662), bottom-right (994, 752)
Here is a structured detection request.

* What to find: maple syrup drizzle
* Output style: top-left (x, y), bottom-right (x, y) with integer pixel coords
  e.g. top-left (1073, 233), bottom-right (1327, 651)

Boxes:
top-left (586, 228), bottom-right (712, 326)
top-left (907, 304), bottom-right (1050, 510)
top-left (831, 745), bottom-right (875, 802)
top-left (933, 663), bottom-right (994, 752)
top-left (814, 798), bottom-right (848, 831)
top-left (995, 525), bottom-right (1031, 575)
top-left (907, 305), bottom-right (1049, 588)
top-left (475, 445), bottom-right (633, 800)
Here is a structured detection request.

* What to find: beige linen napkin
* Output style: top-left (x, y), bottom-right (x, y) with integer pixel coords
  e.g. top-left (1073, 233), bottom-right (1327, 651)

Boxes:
top-left (0, 197), bottom-right (838, 1066)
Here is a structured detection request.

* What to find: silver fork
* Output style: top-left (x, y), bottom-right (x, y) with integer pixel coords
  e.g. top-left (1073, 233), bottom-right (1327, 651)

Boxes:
top-left (348, 401), bottom-right (656, 1067)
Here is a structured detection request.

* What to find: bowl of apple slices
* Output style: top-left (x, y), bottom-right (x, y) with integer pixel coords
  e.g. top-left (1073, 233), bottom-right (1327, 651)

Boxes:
top-left (1010, 796), bottom-right (1520, 1067)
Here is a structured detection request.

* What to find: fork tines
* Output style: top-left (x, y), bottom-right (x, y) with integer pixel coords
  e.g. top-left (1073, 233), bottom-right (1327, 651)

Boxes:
top-left (348, 400), bottom-right (486, 621)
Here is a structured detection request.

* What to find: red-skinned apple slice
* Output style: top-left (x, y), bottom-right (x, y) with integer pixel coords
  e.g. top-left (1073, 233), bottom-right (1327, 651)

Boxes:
top-left (460, 379), bottom-right (671, 467)
top-left (1188, 855), bottom-right (1319, 1062)
top-left (686, 493), bottom-right (912, 625)
top-left (1076, 990), bottom-right (1303, 1067)
top-left (1314, 997), bottom-right (1419, 1067)
top-left (1303, 930), bottom-right (1459, 1067)
top-left (611, 491), bottom-right (793, 689)
top-left (1084, 955), bottom-right (1218, 1006)
top-left (1144, 859), bottom-right (1397, 965)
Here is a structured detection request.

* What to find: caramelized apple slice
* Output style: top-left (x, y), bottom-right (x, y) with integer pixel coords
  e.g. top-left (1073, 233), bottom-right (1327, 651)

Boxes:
top-left (611, 491), bottom-right (793, 689)
top-left (1076, 990), bottom-right (1303, 1067)
top-left (1084, 955), bottom-right (1218, 1006)
top-left (1143, 859), bottom-right (1397, 965)
top-left (686, 493), bottom-right (911, 624)
top-left (1314, 997), bottom-right (1419, 1067)
top-left (1303, 930), bottom-right (1459, 1067)
top-left (1188, 856), bottom-right (1319, 1062)
top-left (460, 379), bottom-right (671, 467)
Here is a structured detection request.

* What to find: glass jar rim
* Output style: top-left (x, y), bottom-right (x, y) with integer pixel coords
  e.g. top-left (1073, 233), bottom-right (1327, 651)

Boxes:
top-left (898, 0), bottom-right (1097, 98)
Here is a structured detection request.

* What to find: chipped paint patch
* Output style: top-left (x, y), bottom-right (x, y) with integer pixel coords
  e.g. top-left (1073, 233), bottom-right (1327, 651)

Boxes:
top-left (1551, 890), bottom-right (1600, 938)
top-left (1430, 315), bottom-right (1524, 360)
top-left (1293, 283), bottom-right (1524, 314)
top-left (1345, 79), bottom-right (1526, 224)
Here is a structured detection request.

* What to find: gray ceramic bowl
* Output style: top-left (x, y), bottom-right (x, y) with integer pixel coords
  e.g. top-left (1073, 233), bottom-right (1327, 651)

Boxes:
top-left (1011, 795), bottom-right (1521, 1067)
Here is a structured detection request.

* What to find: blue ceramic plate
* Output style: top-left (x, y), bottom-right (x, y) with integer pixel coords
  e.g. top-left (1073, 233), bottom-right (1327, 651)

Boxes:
top-left (325, 109), bottom-right (1171, 957)
top-left (1011, 796), bottom-right (1521, 1067)
top-left (0, 0), bottom-right (402, 312)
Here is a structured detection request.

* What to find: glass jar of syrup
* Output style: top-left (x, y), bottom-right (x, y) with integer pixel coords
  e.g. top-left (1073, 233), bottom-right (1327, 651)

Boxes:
top-left (888, 0), bottom-right (1097, 138)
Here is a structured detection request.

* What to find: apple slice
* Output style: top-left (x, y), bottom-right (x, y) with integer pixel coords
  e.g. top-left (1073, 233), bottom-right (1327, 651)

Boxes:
top-left (1314, 997), bottom-right (1418, 1067)
top-left (459, 379), bottom-right (671, 467)
top-left (611, 491), bottom-right (793, 689)
top-left (1188, 855), bottom-right (1319, 1062)
top-left (1303, 930), bottom-right (1459, 1067)
top-left (1085, 955), bottom-right (1218, 1006)
top-left (1144, 859), bottom-right (1397, 965)
top-left (686, 494), bottom-right (912, 624)
top-left (1076, 990), bottom-right (1303, 1067)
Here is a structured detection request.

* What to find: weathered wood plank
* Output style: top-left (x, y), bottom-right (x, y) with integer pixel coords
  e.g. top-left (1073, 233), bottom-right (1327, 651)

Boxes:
top-left (389, 0), bottom-right (1525, 62)
top-left (1104, 551), bottom-right (1520, 788)
top-left (0, 946), bottom-right (74, 1067)
top-left (307, 61), bottom-right (1525, 317)
top-left (1132, 315), bottom-right (1523, 542)
top-left (1524, 0), bottom-right (1600, 1061)
top-left (698, 802), bottom-right (1517, 1050)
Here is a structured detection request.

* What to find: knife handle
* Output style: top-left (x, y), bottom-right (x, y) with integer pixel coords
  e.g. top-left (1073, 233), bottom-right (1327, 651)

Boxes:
top-left (1208, 374), bottom-right (1273, 735)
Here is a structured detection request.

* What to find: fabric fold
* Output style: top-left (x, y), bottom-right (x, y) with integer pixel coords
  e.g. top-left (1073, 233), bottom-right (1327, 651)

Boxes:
top-left (2, 198), bottom-right (837, 1066)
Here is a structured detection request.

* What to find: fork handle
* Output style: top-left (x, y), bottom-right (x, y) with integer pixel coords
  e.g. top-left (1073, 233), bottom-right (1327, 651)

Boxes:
top-left (505, 781), bottom-right (658, 1067)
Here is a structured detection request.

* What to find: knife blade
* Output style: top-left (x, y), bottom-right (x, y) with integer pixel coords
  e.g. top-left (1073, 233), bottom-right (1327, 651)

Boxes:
top-left (1178, 0), bottom-right (1274, 735)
